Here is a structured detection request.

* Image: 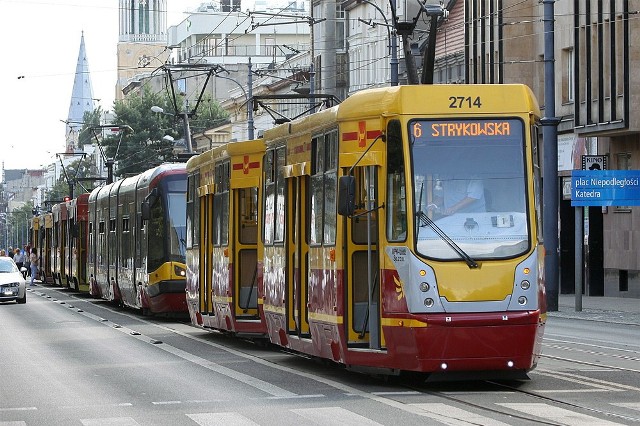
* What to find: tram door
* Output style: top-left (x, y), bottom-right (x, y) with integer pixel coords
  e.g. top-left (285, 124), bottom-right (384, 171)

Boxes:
top-left (287, 176), bottom-right (310, 336)
top-left (345, 166), bottom-right (380, 348)
top-left (234, 187), bottom-right (259, 319)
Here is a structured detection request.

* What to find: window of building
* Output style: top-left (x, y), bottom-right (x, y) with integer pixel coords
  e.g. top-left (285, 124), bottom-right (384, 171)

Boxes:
top-left (562, 48), bottom-right (574, 104)
top-left (615, 152), bottom-right (631, 212)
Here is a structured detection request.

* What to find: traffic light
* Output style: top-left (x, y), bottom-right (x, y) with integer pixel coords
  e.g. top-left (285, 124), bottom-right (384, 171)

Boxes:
top-left (63, 196), bottom-right (71, 202)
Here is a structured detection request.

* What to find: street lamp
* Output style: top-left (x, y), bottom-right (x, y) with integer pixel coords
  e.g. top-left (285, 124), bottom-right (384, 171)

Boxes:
top-left (357, 0), bottom-right (398, 86)
top-left (151, 106), bottom-right (194, 154)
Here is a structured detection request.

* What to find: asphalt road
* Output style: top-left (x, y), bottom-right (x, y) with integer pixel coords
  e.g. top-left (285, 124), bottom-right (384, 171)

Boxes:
top-left (1, 285), bottom-right (639, 426)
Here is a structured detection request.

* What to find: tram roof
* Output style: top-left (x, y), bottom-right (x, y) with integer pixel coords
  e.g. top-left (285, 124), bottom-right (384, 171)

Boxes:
top-left (336, 84), bottom-right (540, 120)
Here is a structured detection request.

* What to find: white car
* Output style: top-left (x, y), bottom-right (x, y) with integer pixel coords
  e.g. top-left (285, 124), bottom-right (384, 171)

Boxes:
top-left (0, 256), bottom-right (26, 304)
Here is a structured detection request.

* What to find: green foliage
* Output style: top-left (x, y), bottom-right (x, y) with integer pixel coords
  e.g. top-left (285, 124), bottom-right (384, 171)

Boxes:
top-left (101, 87), bottom-right (228, 177)
top-left (79, 107), bottom-right (103, 147)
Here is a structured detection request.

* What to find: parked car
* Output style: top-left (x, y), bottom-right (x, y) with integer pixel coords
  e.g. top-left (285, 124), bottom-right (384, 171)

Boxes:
top-left (0, 256), bottom-right (26, 304)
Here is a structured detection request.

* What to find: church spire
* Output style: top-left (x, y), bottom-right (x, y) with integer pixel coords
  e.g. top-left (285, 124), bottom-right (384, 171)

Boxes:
top-left (66, 32), bottom-right (95, 153)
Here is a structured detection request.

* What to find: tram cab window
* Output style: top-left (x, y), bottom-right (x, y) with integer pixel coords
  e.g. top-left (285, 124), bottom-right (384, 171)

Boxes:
top-left (385, 120), bottom-right (407, 242)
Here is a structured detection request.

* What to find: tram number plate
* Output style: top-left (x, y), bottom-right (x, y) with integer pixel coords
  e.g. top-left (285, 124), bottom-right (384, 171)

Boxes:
top-left (391, 247), bottom-right (407, 263)
top-left (449, 96), bottom-right (482, 109)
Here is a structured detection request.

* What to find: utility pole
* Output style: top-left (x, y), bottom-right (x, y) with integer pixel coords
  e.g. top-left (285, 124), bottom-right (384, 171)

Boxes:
top-left (542, 0), bottom-right (560, 311)
top-left (248, 58), bottom-right (254, 140)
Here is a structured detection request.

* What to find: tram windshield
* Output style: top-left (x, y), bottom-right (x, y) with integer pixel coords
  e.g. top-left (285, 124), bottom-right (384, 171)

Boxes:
top-left (410, 118), bottom-right (530, 260)
top-left (167, 192), bottom-right (187, 259)
top-left (147, 179), bottom-right (187, 271)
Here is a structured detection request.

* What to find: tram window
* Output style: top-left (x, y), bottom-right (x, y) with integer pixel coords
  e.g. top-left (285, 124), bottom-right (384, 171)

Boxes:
top-left (310, 131), bottom-right (338, 246)
top-left (213, 161), bottom-right (230, 246)
top-left (263, 150), bottom-right (276, 245)
top-left (310, 136), bottom-right (324, 246)
top-left (324, 131), bottom-right (338, 245)
top-left (275, 147), bottom-right (286, 243)
top-left (193, 173), bottom-right (200, 247)
top-left (386, 120), bottom-right (407, 242)
top-left (187, 174), bottom-right (194, 248)
top-left (239, 188), bottom-right (259, 245)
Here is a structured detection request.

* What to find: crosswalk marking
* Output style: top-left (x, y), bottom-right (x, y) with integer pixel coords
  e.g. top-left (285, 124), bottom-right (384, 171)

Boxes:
top-left (80, 418), bottom-right (141, 426)
top-left (410, 403), bottom-right (511, 426)
top-left (612, 402), bottom-right (640, 411)
top-left (7, 401), bottom-right (640, 425)
top-left (187, 412), bottom-right (260, 426)
top-left (498, 403), bottom-right (624, 425)
top-left (290, 407), bottom-right (383, 425)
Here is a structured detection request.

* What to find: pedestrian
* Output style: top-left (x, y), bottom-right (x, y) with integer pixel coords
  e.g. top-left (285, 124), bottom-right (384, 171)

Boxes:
top-left (13, 248), bottom-right (26, 278)
top-left (29, 248), bottom-right (39, 287)
top-left (0, 249), bottom-right (5, 256)
top-left (24, 245), bottom-right (31, 276)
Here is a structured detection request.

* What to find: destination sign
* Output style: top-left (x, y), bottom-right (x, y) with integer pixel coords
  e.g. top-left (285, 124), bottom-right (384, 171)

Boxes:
top-left (429, 121), bottom-right (511, 137)
top-left (571, 170), bottom-right (640, 206)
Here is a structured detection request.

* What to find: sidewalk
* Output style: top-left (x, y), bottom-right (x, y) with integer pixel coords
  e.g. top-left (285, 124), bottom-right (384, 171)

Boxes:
top-left (548, 294), bottom-right (640, 325)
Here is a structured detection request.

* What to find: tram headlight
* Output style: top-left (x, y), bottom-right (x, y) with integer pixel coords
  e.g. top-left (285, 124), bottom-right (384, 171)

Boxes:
top-left (424, 298), bottom-right (434, 308)
top-left (419, 282), bottom-right (430, 292)
top-left (174, 265), bottom-right (186, 277)
top-left (520, 280), bottom-right (530, 290)
top-left (518, 296), bottom-right (527, 305)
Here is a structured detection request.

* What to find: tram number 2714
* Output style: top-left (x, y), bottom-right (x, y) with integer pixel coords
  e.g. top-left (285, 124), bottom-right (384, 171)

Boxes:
top-left (449, 96), bottom-right (482, 109)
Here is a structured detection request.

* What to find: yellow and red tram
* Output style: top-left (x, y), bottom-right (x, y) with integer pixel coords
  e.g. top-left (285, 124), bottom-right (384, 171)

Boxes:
top-left (186, 84), bottom-right (546, 377)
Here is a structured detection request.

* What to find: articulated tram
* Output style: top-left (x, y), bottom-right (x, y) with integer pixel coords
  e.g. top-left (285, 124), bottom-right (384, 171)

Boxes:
top-left (186, 84), bottom-right (546, 377)
top-left (87, 163), bottom-right (188, 315)
top-left (49, 194), bottom-right (90, 291)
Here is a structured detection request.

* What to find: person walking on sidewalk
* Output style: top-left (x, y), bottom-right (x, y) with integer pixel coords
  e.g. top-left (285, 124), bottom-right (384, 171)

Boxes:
top-left (29, 248), bottom-right (38, 286)
top-left (13, 248), bottom-right (26, 278)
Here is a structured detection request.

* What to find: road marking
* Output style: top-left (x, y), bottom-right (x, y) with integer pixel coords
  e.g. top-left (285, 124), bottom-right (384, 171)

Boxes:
top-left (80, 418), bottom-right (141, 426)
top-left (499, 403), bottom-right (624, 425)
top-left (536, 368), bottom-right (640, 392)
top-left (291, 407), bottom-right (383, 425)
top-left (411, 403), bottom-right (511, 426)
top-left (187, 412), bottom-right (260, 426)
top-left (612, 402), bottom-right (640, 411)
top-left (0, 407), bottom-right (36, 412)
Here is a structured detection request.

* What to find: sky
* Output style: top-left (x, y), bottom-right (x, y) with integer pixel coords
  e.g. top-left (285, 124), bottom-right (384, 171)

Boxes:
top-left (0, 0), bottom-right (255, 172)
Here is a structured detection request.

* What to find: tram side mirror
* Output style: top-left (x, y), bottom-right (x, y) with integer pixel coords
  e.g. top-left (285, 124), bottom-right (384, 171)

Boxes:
top-left (141, 188), bottom-right (159, 221)
top-left (141, 201), bottom-right (150, 221)
top-left (338, 175), bottom-right (356, 216)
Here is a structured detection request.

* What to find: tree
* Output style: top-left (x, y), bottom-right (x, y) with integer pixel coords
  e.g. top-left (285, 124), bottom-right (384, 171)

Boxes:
top-left (78, 107), bottom-right (103, 147)
top-left (101, 87), bottom-right (229, 177)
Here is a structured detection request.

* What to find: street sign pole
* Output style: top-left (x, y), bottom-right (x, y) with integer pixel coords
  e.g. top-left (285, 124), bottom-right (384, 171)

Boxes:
top-left (575, 204), bottom-right (582, 311)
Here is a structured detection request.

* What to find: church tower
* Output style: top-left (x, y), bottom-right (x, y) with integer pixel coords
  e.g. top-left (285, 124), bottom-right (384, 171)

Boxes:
top-left (116, 0), bottom-right (170, 100)
top-left (66, 32), bottom-right (95, 153)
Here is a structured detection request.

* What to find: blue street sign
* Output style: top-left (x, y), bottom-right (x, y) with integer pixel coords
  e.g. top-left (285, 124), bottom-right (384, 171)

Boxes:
top-left (571, 170), bottom-right (640, 206)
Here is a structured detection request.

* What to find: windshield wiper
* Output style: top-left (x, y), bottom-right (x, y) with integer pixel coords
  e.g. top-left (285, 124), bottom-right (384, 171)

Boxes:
top-left (416, 182), bottom-right (479, 269)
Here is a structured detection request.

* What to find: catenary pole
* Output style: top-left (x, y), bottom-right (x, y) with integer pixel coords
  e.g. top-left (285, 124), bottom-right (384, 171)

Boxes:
top-left (542, 0), bottom-right (560, 311)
